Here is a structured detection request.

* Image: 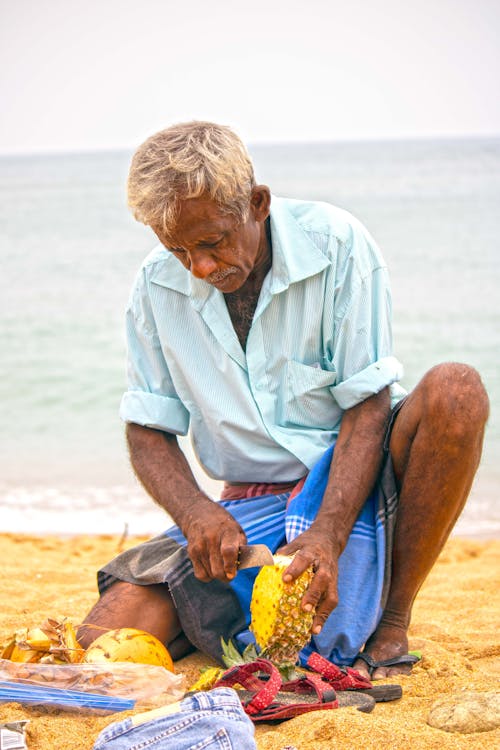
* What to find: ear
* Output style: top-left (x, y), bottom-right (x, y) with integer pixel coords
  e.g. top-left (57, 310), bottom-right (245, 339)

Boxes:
top-left (250, 185), bottom-right (271, 222)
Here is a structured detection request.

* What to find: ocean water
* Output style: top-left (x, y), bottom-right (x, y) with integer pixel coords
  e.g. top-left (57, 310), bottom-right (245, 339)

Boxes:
top-left (1, 138), bottom-right (499, 537)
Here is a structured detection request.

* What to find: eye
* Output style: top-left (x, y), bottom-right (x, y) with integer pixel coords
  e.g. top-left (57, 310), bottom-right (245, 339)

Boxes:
top-left (200, 238), bottom-right (223, 249)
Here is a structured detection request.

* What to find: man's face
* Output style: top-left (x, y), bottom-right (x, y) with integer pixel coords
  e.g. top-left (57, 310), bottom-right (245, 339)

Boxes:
top-left (154, 188), bottom-right (270, 293)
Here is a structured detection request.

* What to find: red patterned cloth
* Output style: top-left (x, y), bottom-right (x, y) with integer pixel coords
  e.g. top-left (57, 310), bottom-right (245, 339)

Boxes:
top-left (220, 480), bottom-right (302, 500)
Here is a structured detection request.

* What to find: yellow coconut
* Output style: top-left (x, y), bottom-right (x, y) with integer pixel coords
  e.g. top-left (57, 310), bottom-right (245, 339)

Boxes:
top-left (83, 628), bottom-right (174, 672)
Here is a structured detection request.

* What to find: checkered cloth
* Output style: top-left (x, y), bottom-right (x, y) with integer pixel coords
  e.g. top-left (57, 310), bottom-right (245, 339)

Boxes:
top-left (98, 439), bottom-right (398, 666)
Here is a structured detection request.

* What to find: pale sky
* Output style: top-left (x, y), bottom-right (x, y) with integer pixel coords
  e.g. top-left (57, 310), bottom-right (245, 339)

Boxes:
top-left (1, 0), bottom-right (499, 154)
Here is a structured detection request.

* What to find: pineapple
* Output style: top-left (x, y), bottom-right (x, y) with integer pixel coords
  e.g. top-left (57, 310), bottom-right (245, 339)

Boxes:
top-left (250, 554), bottom-right (315, 667)
top-left (187, 556), bottom-right (315, 690)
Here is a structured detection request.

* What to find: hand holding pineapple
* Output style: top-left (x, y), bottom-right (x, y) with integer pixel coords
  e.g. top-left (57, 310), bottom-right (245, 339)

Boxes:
top-left (277, 525), bottom-right (340, 637)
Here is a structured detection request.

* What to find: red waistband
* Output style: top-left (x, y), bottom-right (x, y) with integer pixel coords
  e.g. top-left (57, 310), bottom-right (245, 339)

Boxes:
top-left (220, 478), bottom-right (306, 501)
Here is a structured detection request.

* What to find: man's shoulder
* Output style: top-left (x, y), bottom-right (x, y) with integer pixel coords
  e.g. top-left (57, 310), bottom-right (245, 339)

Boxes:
top-left (272, 195), bottom-right (364, 246)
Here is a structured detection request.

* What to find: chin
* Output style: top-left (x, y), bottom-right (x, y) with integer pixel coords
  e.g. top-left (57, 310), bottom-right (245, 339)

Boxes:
top-left (209, 271), bottom-right (244, 292)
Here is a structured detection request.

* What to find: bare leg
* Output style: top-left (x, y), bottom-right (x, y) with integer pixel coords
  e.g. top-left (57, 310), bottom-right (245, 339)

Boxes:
top-left (78, 581), bottom-right (194, 661)
top-left (354, 363), bottom-right (489, 679)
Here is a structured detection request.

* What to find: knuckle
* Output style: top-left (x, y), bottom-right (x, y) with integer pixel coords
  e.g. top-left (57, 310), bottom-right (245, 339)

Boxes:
top-left (220, 540), bottom-right (238, 557)
top-left (187, 541), bottom-right (201, 559)
top-left (192, 564), bottom-right (210, 582)
top-left (318, 588), bottom-right (338, 612)
top-left (304, 588), bottom-right (322, 605)
top-left (294, 547), bottom-right (314, 560)
top-left (311, 568), bottom-right (331, 587)
top-left (314, 610), bottom-right (331, 626)
top-left (323, 592), bottom-right (338, 610)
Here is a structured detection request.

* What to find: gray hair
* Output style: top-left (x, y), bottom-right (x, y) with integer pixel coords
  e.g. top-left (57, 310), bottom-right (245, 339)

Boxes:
top-left (127, 121), bottom-right (256, 243)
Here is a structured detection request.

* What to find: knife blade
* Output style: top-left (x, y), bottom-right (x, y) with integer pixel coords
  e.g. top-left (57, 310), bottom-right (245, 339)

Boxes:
top-left (237, 544), bottom-right (274, 570)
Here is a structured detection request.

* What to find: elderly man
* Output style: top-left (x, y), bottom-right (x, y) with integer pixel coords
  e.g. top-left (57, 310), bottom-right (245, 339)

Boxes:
top-left (80, 121), bottom-right (489, 679)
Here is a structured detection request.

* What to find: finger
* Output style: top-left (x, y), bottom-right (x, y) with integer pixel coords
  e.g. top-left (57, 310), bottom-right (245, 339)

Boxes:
top-left (205, 524), bottom-right (246, 581)
top-left (309, 583), bottom-right (338, 634)
top-left (190, 555), bottom-right (212, 582)
top-left (290, 560), bottom-right (338, 631)
top-left (223, 531), bottom-right (247, 580)
top-left (277, 548), bottom-right (317, 582)
top-left (220, 543), bottom-right (239, 580)
top-left (275, 539), bottom-right (302, 559)
top-left (210, 538), bottom-right (240, 581)
top-left (187, 540), bottom-right (213, 582)
top-left (312, 606), bottom-right (335, 634)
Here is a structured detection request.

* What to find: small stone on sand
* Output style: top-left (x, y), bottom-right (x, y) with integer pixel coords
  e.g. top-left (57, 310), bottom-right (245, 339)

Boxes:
top-left (427, 691), bottom-right (500, 733)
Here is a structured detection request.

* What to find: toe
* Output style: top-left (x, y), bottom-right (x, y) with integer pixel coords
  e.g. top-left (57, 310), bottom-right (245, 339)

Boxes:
top-left (370, 666), bottom-right (387, 680)
top-left (371, 663), bottom-right (413, 680)
top-left (352, 660), bottom-right (372, 681)
top-left (384, 663), bottom-right (414, 678)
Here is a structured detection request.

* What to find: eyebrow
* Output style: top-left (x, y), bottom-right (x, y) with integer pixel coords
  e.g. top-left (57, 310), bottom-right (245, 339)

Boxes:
top-left (193, 233), bottom-right (225, 247)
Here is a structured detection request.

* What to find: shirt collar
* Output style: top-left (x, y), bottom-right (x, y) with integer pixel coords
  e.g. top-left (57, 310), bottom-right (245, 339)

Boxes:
top-left (149, 195), bottom-right (330, 305)
top-left (267, 195), bottom-right (330, 294)
top-left (149, 251), bottom-right (211, 310)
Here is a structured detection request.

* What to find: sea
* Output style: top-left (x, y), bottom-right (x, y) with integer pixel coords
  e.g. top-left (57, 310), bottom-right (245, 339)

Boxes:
top-left (1, 138), bottom-right (499, 538)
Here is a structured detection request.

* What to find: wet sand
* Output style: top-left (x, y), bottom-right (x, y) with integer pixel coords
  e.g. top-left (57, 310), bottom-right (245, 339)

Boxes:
top-left (0, 533), bottom-right (498, 749)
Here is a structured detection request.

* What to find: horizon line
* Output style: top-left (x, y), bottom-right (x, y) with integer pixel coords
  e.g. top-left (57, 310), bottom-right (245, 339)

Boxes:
top-left (1, 131), bottom-right (499, 160)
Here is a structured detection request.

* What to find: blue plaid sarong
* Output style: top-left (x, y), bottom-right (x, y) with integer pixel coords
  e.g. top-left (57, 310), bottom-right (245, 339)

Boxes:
top-left (155, 442), bottom-right (398, 666)
top-left (98, 431), bottom-right (399, 666)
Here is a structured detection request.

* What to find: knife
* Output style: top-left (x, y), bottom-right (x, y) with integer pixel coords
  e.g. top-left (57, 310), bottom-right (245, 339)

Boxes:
top-left (237, 544), bottom-right (274, 570)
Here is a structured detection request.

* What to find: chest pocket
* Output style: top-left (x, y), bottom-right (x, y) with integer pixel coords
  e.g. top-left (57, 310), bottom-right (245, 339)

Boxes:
top-left (280, 360), bottom-right (337, 429)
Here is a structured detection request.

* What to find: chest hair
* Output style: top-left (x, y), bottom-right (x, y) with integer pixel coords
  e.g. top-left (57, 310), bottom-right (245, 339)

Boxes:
top-left (224, 287), bottom-right (262, 349)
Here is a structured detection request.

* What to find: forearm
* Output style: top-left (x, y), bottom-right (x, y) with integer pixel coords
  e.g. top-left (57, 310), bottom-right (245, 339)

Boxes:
top-left (315, 386), bottom-right (392, 555)
top-left (127, 422), bottom-right (246, 582)
top-left (126, 422), bottom-right (213, 535)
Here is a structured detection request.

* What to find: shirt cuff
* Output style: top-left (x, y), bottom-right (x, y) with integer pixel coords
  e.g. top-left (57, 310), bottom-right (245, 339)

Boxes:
top-left (331, 356), bottom-right (404, 410)
top-left (119, 390), bottom-right (190, 435)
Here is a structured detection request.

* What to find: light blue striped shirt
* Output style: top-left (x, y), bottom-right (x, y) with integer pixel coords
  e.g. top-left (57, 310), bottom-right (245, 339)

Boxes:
top-left (120, 196), bottom-right (405, 482)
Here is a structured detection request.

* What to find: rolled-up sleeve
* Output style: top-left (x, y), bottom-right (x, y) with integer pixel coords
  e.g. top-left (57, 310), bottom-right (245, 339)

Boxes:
top-left (331, 356), bottom-right (403, 410)
top-left (119, 270), bottom-right (190, 435)
top-left (329, 226), bottom-right (405, 410)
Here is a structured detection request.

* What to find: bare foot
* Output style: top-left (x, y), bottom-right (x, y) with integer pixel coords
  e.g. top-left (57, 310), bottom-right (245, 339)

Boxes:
top-left (353, 623), bottom-right (413, 680)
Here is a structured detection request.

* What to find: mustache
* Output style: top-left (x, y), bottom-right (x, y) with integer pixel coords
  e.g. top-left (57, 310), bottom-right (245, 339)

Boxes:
top-left (207, 267), bottom-right (238, 283)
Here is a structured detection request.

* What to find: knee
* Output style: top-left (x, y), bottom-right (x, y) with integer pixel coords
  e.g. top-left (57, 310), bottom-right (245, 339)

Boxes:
top-left (420, 363), bottom-right (489, 438)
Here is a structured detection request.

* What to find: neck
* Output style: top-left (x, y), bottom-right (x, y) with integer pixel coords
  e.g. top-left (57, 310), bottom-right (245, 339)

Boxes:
top-left (245, 217), bottom-right (272, 293)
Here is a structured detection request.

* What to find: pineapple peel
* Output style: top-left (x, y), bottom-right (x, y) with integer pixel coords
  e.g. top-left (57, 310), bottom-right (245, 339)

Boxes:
top-left (250, 554), bottom-right (315, 665)
top-left (188, 666), bottom-right (224, 692)
top-left (0, 618), bottom-right (85, 664)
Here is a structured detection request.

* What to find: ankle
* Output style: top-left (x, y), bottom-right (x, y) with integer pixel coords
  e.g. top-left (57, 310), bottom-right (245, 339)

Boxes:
top-left (377, 607), bottom-right (412, 632)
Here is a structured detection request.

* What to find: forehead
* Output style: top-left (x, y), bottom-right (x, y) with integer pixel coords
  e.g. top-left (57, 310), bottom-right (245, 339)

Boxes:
top-left (173, 197), bottom-right (236, 244)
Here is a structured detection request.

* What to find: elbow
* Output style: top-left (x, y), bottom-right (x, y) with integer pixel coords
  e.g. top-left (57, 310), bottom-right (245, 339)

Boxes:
top-left (125, 422), bottom-right (175, 451)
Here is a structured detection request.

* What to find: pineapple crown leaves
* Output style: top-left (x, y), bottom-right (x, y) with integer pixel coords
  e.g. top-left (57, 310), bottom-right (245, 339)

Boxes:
top-left (220, 637), bottom-right (302, 681)
top-left (220, 637), bottom-right (259, 668)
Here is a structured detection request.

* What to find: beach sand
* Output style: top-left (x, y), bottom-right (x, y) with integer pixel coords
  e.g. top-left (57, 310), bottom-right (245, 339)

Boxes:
top-left (0, 533), bottom-right (498, 749)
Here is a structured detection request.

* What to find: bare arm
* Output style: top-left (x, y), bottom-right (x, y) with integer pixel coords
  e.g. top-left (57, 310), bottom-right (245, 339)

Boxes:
top-left (126, 422), bottom-right (246, 582)
top-left (280, 386), bottom-right (392, 633)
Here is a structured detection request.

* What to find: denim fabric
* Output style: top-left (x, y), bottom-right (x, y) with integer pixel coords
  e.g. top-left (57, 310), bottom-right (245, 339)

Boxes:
top-left (93, 688), bottom-right (256, 750)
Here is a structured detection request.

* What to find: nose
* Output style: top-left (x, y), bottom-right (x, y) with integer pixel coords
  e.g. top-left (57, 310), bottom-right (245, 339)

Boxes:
top-left (188, 250), bottom-right (218, 279)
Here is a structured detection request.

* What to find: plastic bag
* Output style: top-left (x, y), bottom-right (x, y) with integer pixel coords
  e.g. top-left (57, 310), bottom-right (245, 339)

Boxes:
top-left (0, 659), bottom-right (186, 714)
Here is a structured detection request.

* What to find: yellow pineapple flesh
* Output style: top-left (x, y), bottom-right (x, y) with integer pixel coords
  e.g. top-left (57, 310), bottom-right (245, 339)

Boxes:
top-left (250, 554), bottom-right (314, 665)
top-left (188, 666), bottom-right (225, 692)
